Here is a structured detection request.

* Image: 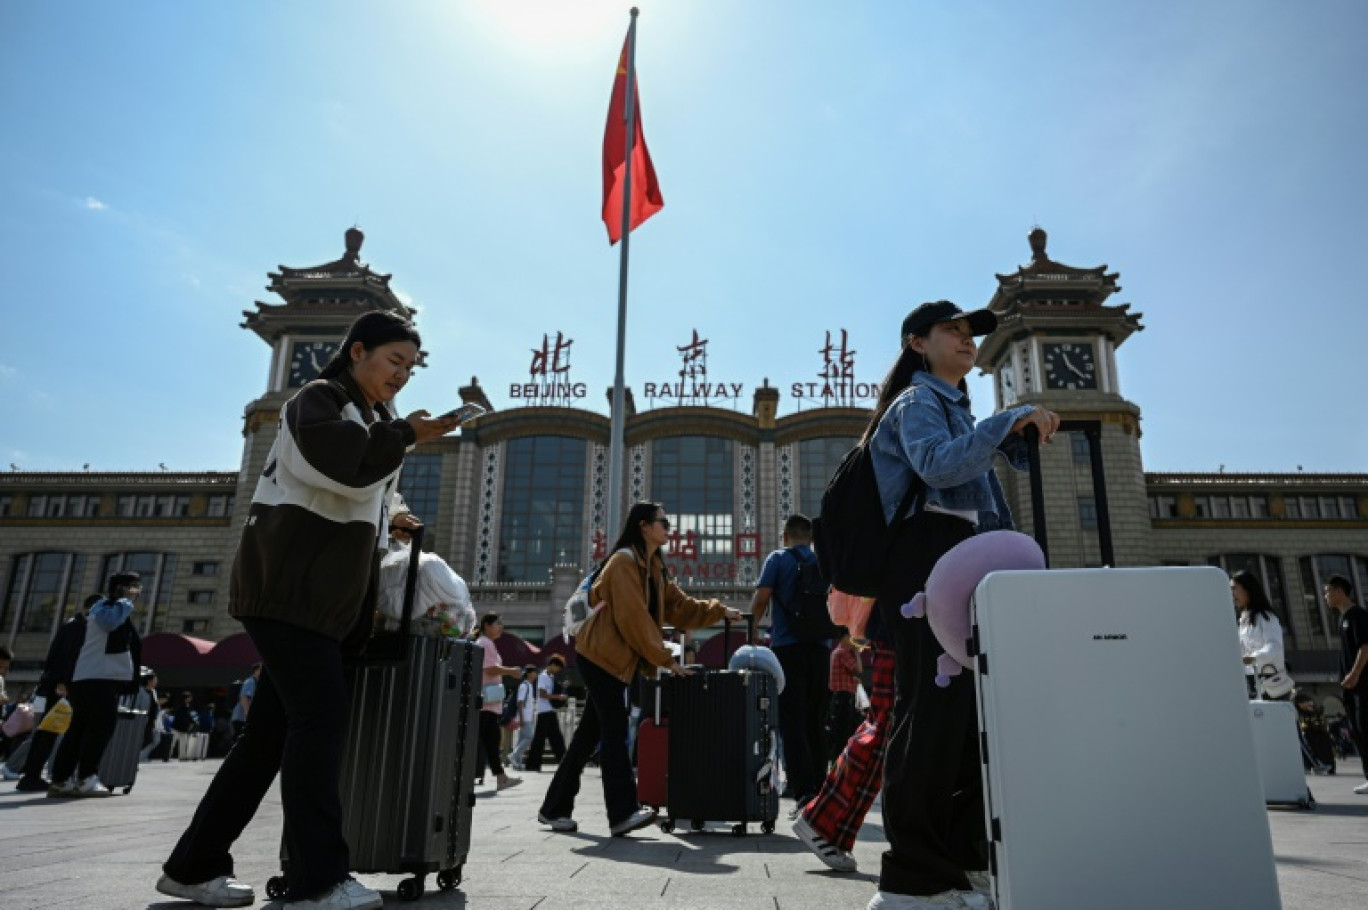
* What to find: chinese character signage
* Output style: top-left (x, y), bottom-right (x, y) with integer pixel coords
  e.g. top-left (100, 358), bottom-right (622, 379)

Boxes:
top-left (509, 331), bottom-right (588, 405)
top-left (790, 328), bottom-right (880, 405)
top-left (643, 329), bottom-right (745, 405)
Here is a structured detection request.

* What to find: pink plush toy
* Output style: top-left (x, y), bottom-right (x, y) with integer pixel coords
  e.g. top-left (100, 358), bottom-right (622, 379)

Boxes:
top-left (901, 530), bottom-right (1046, 687)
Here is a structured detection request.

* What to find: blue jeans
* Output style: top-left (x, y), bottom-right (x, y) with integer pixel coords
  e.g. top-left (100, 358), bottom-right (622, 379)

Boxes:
top-left (539, 655), bottom-right (639, 826)
top-left (164, 618), bottom-right (350, 901)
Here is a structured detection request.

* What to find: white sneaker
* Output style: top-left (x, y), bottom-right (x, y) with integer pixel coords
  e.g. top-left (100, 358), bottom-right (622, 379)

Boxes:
top-left (868, 890), bottom-right (993, 909)
top-left (156, 873), bottom-right (256, 907)
top-left (283, 877), bottom-right (382, 910)
top-left (791, 814), bottom-right (857, 872)
top-left (76, 774), bottom-right (112, 797)
top-left (1354, 780), bottom-right (1368, 795)
top-left (609, 806), bottom-right (658, 836)
top-left (538, 811), bottom-right (578, 832)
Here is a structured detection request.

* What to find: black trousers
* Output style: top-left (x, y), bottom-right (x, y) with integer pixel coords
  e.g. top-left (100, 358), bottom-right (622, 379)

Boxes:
top-left (825, 691), bottom-right (862, 764)
top-left (475, 711), bottom-right (505, 780)
top-left (17, 729), bottom-right (60, 784)
top-left (164, 618), bottom-right (350, 901)
top-left (540, 655), bottom-right (638, 826)
top-left (52, 679), bottom-right (121, 783)
top-left (525, 710), bottom-right (567, 771)
top-left (878, 511), bottom-right (982, 897)
top-left (773, 642), bottom-right (831, 803)
top-left (1346, 690), bottom-right (1368, 779)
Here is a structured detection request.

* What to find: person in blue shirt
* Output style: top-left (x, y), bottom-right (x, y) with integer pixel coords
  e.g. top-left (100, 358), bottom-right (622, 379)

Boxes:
top-left (751, 513), bottom-right (829, 809)
top-left (230, 664), bottom-right (260, 740)
top-left (865, 301), bottom-right (1058, 910)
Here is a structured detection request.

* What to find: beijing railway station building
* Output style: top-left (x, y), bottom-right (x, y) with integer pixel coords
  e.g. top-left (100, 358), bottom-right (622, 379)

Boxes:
top-left (3, 228), bottom-right (1366, 707)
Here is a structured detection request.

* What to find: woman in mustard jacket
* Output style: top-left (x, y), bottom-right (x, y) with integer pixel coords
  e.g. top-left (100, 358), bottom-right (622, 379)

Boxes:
top-left (538, 501), bottom-right (740, 836)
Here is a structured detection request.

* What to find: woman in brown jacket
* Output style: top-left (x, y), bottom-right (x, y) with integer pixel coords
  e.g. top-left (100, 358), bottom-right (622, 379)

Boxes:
top-left (538, 501), bottom-right (740, 836)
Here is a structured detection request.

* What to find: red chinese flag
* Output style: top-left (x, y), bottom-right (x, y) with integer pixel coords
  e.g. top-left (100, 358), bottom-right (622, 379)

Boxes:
top-left (602, 35), bottom-right (663, 244)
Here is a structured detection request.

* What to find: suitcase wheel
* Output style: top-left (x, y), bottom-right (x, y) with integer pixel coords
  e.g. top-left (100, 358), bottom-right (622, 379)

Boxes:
top-left (398, 877), bottom-right (425, 901)
top-left (761, 821), bottom-right (775, 834)
top-left (659, 818), bottom-right (675, 834)
top-left (731, 823), bottom-right (747, 838)
top-left (437, 868), bottom-right (462, 891)
top-left (691, 819), bottom-right (705, 832)
top-left (265, 876), bottom-right (289, 900)
top-left (1299, 792), bottom-right (1316, 811)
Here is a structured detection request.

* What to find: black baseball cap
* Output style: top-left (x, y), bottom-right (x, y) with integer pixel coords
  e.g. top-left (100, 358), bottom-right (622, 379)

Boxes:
top-left (900, 300), bottom-right (997, 340)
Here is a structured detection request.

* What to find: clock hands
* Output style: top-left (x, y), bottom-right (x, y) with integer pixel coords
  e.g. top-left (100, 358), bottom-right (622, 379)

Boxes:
top-left (309, 348), bottom-right (323, 372)
top-left (1059, 352), bottom-right (1090, 379)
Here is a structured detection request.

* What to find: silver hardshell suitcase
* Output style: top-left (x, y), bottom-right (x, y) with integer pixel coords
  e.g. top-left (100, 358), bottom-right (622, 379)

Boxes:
top-left (97, 707), bottom-right (145, 793)
top-left (1248, 699), bottom-right (1314, 808)
top-left (268, 527), bottom-right (483, 903)
top-left (969, 424), bottom-right (1281, 909)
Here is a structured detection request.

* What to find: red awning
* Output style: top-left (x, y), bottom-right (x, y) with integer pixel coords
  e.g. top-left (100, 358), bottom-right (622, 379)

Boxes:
top-left (140, 633), bottom-right (216, 669)
top-left (206, 632), bottom-right (260, 668)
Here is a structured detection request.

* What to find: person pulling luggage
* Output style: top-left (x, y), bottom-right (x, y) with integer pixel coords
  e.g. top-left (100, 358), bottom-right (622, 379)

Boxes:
top-left (538, 501), bottom-right (741, 836)
top-left (157, 311), bottom-right (465, 910)
top-left (859, 301), bottom-right (1057, 910)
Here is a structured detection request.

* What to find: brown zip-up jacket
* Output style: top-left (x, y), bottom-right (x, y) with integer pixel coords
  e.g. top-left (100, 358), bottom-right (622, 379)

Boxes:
top-left (576, 548), bottom-right (728, 682)
top-left (230, 371), bottom-right (416, 642)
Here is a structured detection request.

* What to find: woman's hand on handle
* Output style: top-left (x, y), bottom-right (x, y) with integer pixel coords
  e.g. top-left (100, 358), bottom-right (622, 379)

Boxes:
top-left (666, 661), bottom-right (694, 677)
top-left (722, 607), bottom-right (744, 624)
top-left (1011, 406), bottom-right (1061, 444)
top-left (406, 410), bottom-right (462, 445)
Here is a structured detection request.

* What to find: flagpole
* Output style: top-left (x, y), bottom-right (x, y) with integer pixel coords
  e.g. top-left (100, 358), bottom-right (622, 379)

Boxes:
top-left (606, 7), bottom-right (640, 542)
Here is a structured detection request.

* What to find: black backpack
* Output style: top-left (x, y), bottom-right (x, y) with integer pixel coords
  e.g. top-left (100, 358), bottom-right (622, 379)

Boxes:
top-left (781, 547), bottom-right (840, 643)
top-left (812, 443), bottom-right (924, 599)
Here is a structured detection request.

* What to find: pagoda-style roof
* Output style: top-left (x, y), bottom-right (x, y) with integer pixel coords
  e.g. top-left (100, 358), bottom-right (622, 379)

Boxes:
top-left (978, 227), bottom-right (1144, 364)
top-left (241, 228), bottom-right (413, 343)
top-left (988, 226), bottom-right (1123, 311)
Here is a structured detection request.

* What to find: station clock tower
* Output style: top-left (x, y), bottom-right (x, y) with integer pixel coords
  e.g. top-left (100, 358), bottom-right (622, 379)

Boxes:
top-left (233, 229), bottom-right (416, 530)
top-left (976, 228), bottom-right (1153, 566)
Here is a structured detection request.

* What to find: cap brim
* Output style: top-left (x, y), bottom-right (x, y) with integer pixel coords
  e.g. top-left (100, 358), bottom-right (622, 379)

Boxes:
top-left (961, 309), bottom-right (997, 336)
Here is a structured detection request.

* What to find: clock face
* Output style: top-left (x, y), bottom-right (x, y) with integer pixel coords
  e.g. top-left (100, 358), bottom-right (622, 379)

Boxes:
top-left (1042, 342), bottom-right (1098, 391)
top-left (288, 340), bottom-right (340, 387)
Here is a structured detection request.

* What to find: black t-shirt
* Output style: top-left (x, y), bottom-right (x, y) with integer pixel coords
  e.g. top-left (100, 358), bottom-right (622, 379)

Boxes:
top-left (1339, 604), bottom-right (1368, 676)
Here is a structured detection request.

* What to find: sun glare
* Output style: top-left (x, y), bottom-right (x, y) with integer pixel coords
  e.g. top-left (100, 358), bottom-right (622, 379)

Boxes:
top-left (467, 0), bottom-right (643, 54)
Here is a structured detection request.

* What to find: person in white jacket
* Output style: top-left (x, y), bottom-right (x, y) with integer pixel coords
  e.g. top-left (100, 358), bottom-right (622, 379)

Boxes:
top-left (1232, 570), bottom-right (1286, 695)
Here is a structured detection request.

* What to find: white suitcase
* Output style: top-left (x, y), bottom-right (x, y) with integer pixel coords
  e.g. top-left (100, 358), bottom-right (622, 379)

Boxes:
top-left (1248, 700), bottom-right (1314, 808)
top-left (972, 566), bottom-right (1281, 910)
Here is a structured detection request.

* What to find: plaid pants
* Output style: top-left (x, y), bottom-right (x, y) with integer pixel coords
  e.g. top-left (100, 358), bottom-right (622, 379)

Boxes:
top-left (800, 644), bottom-right (895, 852)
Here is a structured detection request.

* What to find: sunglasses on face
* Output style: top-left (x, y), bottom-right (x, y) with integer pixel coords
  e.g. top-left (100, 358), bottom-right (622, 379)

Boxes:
top-left (650, 518), bottom-right (671, 531)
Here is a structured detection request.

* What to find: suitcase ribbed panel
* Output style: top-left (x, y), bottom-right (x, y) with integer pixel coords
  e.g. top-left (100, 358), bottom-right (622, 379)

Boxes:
top-left (665, 670), bottom-right (777, 826)
top-left (337, 636), bottom-right (481, 875)
top-left (97, 709), bottom-right (145, 791)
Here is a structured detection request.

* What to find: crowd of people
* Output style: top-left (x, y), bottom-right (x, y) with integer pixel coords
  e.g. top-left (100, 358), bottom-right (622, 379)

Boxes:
top-left (4, 305), bottom-right (1366, 910)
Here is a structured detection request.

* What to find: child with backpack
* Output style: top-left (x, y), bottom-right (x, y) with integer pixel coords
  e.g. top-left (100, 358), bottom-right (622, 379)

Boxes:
top-left (827, 301), bottom-right (1058, 910)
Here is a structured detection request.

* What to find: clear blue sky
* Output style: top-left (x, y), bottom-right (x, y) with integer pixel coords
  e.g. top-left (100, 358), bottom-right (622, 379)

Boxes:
top-left (2, 0), bottom-right (1364, 473)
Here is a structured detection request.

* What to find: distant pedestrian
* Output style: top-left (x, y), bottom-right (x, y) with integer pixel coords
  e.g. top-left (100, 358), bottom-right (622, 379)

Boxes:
top-left (750, 513), bottom-right (832, 809)
top-left (509, 666), bottom-right (539, 770)
top-left (524, 655), bottom-right (569, 772)
top-left (1324, 574), bottom-right (1368, 795)
top-left (48, 573), bottom-right (143, 799)
top-left (538, 501), bottom-right (740, 836)
top-left (230, 664), bottom-right (261, 740)
top-left (474, 613), bottom-right (525, 792)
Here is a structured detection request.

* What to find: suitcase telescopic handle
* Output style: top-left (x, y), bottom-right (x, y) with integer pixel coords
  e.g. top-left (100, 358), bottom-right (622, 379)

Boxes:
top-left (1023, 421), bottom-right (1115, 568)
top-left (722, 612), bottom-right (755, 665)
top-left (398, 524), bottom-right (424, 645)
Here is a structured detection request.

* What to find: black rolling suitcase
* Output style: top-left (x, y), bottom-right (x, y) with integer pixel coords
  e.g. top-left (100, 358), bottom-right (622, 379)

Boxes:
top-left (663, 615), bottom-right (779, 836)
top-left (268, 527), bottom-right (484, 903)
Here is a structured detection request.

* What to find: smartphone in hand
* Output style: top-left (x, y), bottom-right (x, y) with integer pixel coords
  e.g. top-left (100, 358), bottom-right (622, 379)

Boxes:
top-left (439, 402), bottom-right (486, 424)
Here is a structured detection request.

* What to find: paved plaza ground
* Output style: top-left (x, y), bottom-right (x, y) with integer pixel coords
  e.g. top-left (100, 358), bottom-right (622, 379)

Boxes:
top-left (1, 756), bottom-right (1366, 909)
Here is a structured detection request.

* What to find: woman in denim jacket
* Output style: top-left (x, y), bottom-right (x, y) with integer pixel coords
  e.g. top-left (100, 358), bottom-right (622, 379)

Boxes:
top-left (866, 301), bottom-right (1058, 910)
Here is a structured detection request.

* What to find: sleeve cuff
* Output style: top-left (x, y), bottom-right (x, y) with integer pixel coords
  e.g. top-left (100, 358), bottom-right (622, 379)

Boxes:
top-left (396, 418), bottom-right (417, 447)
